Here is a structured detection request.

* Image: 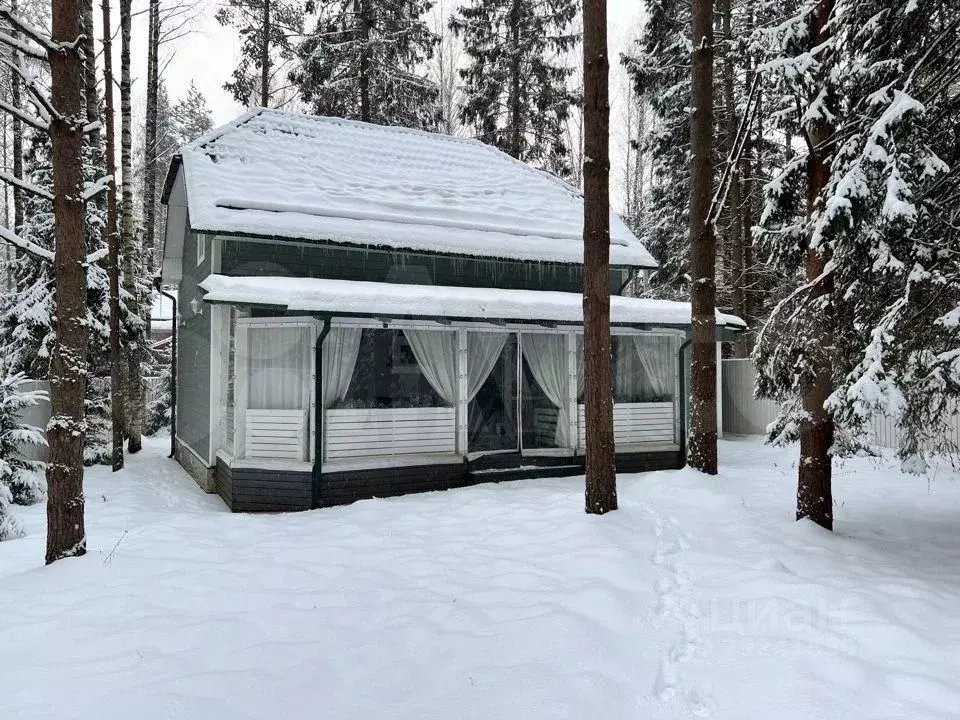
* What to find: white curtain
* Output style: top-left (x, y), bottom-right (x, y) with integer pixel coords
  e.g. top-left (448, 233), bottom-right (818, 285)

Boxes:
top-left (632, 335), bottom-right (675, 399)
top-left (467, 332), bottom-right (508, 401)
top-left (247, 325), bottom-right (311, 410)
top-left (403, 329), bottom-right (458, 406)
top-left (522, 334), bottom-right (572, 447)
top-left (321, 327), bottom-right (362, 409)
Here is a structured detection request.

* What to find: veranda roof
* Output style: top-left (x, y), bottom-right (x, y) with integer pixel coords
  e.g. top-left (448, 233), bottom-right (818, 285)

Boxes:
top-left (172, 109), bottom-right (657, 268)
top-left (199, 275), bottom-right (747, 330)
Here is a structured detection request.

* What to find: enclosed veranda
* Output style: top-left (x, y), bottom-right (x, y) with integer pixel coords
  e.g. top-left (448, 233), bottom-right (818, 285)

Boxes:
top-left (200, 276), bottom-right (743, 510)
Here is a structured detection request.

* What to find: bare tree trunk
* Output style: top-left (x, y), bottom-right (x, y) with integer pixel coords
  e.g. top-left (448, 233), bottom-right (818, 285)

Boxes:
top-left (260, 0), bottom-right (270, 106)
top-left (720, 0), bottom-right (747, 357)
top-left (687, 0), bottom-right (717, 474)
top-left (102, 0), bottom-right (124, 471)
top-left (82, 0), bottom-right (99, 148)
top-left (508, 0), bottom-right (522, 158)
top-left (120, 0), bottom-right (143, 453)
top-left (47, 0), bottom-right (89, 564)
top-left (798, 0), bottom-right (835, 531)
top-left (582, 0), bottom-right (616, 514)
top-left (142, 0), bottom-right (159, 274)
top-left (358, 0), bottom-right (371, 121)
top-left (10, 0), bottom-right (22, 235)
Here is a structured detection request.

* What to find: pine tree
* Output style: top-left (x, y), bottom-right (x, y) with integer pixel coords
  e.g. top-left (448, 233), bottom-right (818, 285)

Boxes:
top-left (291, 0), bottom-right (440, 128)
top-left (620, 0), bottom-right (691, 298)
top-left (754, 0), bottom-right (960, 525)
top-left (0, 372), bottom-right (46, 542)
top-left (450, 0), bottom-right (580, 175)
top-left (216, 0), bottom-right (304, 106)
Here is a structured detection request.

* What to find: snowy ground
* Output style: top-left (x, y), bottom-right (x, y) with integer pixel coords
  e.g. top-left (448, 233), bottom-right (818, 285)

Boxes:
top-left (3, 437), bottom-right (960, 719)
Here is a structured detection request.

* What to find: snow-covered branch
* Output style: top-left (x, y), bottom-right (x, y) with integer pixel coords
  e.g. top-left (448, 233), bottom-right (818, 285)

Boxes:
top-left (85, 247), bottom-right (109, 265)
top-left (82, 175), bottom-right (112, 201)
top-left (0, 226), bottom-right (54, 263)
top-left (0, 31), bottom-right (46, 60)
top-left (0, 56), bottom-right (58, 123)
top-left (0, 97), bottom-right (48, 132)
top-left (0, 168), bottom-right (54, 201)
top-left (0, 6), bottom-right (57, 53)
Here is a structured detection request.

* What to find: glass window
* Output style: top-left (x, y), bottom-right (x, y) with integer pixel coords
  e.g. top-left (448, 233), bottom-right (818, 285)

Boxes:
top-left (468, 333), bottom-right (519, 452)
top-left (336, 329), bottom-right (447, 409)
top-left (613, 335), bottom-right (677, 403)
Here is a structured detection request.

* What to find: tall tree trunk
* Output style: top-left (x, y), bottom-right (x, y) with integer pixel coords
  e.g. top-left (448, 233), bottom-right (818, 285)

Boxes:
top-left (798, 0), bottom-right (835, 531)
top-left (582, 0), bottom-right (616, 514)
top-left (120, 0), bottom-right (143, 453)
top-left (82, 0), bottom-right (99, 148)
top-left (357, 0), bottom-right (371, 121)
top-left (102, 0), bottom-right (124, 471)
top-left (47, 0), bottom-right (89, 564)
top-left (687, 0), bottom-right (717, 474)
top-left (507, 0), bottom-right (522, 158)
top-left (142, 0), bottom-right (159, 274)
top-left (10, 0), bottom-right (23, 235)
top-left (260, 0), bottom-right (271, 106)
top-left (720, 0), bottom-right (746, 357)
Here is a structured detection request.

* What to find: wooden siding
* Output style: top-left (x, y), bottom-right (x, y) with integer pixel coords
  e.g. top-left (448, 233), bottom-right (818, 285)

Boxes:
top-left (320, 462), bottom-right (467, 507)
top-left (324, 407), bottom-right (456, 459)
top-left (245, 409), bottom-right (307, 460)
top-left (577, 402), bottom-right (676, 447)
top-left (216, 457), bottom-right (312, 512)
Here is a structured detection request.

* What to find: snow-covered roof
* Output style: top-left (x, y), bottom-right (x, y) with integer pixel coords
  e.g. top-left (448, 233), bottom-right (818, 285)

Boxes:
top-left (199, 275), bottom-right (746, 329)
top-left (176, 109), bottom-right (657, 268)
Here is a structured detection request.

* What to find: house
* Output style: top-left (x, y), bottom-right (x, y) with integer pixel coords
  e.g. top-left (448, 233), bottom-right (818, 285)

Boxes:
top-left (160, 109), bottom-right (744, 512)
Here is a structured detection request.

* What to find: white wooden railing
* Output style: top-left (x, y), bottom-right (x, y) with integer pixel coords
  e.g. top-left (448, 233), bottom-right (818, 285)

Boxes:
top-left (323, 406), bottom-right (457, 460)
top-left (244, 409), bottom-right (308, 460)
top-left (577, 402), bottom-right (676, 448)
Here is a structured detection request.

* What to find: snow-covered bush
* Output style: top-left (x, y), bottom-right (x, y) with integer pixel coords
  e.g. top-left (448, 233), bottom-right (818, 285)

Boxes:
top-left (0, 372), bottom-right (47, 541)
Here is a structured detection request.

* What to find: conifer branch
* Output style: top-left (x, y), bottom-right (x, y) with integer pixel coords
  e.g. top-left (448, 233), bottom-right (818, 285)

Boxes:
top-left (0, 97), bottom-right (48, 131)
top-left (0, 168), bottom-right (54, 200)
top-left (0, 30), bottom-right (46, 59)
top-left (0, 225), bottom-right (54, 262)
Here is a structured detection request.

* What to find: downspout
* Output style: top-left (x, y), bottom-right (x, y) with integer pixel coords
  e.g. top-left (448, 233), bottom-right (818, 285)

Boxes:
top-left (678, 336), bottom-right (692, 464)
top-left (157, 281), bottom-right (178, 459)
top-left (312, 315), bottom-right (332, 508)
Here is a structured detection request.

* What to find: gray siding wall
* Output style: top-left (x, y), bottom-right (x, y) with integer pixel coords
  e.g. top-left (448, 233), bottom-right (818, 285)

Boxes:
top-left (176, 221), bottom-right (212, 462)
top-left (220, 237), bottom-right (629, 294)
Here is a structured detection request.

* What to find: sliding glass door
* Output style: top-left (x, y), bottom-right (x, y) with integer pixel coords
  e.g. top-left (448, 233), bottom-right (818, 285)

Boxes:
top-left (467, 332), bottom-right (519, 453)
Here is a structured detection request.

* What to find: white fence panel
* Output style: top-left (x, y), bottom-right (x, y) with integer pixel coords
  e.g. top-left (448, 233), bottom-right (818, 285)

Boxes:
top-left (324, 407), bottom-right (456, 460)
top-left (721, 358), bottom-right (960, 451)
top-left (244, 409), bottom-right (307, 460)
top-left (16, 380), bottom-right (49, 463)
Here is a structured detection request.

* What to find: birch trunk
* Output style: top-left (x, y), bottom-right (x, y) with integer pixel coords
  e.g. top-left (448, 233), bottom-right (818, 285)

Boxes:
top-left (120, 0), bottom-right (143, 453)
top-left (798, 0), bottom-right (835, 531)
top-left (102, 0), bottom-right (124, 470)
top-left (687, 0), bottom-right (718, 474)
top-left (47, 0), bottom-right (89, 564)
top-left (582, 0), bottom-right (616, 514)
top-left (82, 0), bottom-right (99, 147)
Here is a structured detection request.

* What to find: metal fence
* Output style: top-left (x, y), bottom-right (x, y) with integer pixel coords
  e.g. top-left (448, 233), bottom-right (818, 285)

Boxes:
top-left (721, 358), bottom-right (960, 451)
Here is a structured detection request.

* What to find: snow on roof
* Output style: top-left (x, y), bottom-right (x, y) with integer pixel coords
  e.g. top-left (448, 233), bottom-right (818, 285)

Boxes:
top-left (179, 109), bottom-right (657, 268)
top-left (199, 275), bottom-right (746, 329)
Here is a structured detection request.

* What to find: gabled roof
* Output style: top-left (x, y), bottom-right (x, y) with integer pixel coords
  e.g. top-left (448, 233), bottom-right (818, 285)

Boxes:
top-left (169, 109), bottom-right (657, 268)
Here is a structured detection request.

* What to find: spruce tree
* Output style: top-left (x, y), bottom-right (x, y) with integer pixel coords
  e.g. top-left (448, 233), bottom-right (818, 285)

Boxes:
top-left (450, 0), bottom-right (579, 175)
top-left (291, 0), bottom-right (440, 128)
top-left (172, 81), bottom-right (214, 145)
top-left (754, 0), bottom-right (960, 520)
